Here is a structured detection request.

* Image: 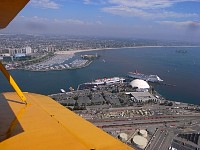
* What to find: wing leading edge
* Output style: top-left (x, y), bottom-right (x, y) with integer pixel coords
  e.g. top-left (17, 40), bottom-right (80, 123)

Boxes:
top-left (0, 0), bottom-right (30, 29)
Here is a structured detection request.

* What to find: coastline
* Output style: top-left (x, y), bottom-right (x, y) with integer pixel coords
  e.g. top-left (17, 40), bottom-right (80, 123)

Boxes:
top-left (3, 46), bottom-right (200, 104)
top-left (8, 45), bottom-right (199, 72)
top-left (55, 45), bottom-right (200, 55)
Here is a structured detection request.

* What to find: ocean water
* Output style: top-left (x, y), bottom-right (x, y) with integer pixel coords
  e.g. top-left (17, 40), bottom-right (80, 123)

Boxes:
top-left (0, 47), bottom-right (200, 104)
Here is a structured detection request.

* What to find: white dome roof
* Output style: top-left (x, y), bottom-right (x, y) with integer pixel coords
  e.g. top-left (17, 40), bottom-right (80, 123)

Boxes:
top-left (132, 135), bottom-right (148, 149)
top-left (130, 79), bottom-right (150, 89)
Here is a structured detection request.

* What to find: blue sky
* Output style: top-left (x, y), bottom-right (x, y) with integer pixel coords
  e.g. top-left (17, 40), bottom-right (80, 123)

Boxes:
top-left (2, 0), bottom-right (200, 42)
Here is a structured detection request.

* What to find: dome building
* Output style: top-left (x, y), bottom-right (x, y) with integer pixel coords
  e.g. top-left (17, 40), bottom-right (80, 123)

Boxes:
top-left (129, 79), bottom-right (150, 91)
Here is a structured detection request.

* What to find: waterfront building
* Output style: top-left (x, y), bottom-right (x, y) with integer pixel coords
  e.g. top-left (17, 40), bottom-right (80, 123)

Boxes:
top-left (129, 91), bottom-right (158, 103)
top-left (129, 79), bottom-right (150, 92)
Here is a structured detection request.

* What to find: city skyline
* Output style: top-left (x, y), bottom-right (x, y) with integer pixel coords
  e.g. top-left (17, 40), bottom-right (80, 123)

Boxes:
top-left (1, 0), bottom-right (200, 42)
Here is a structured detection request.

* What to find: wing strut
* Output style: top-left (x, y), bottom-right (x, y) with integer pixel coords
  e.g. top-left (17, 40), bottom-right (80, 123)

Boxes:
top-left (0, 62), bottom-right (27, 104)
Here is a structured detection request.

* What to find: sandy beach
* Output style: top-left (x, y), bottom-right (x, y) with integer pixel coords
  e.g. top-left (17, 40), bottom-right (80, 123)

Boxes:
top-left (55, 45), bottom-right (200, 55)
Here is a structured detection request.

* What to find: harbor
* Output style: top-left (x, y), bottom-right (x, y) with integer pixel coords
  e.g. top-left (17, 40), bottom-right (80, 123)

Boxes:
top-left (1, 47), bottom-right (199, 105)
top-left (23, 53), bottom-right (96, 71)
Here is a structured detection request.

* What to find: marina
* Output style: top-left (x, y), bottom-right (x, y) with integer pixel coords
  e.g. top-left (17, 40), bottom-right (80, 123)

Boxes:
top-left (24, 54), bottom-right (92, 71)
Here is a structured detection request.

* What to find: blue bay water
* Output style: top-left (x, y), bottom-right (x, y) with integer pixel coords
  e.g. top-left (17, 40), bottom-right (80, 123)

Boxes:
top-left (0, 47), bottom-right (200, 104)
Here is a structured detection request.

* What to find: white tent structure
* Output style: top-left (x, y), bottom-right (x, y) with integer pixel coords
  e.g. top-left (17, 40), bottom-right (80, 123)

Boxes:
top-left (130, 79), bottom-right (150, 90)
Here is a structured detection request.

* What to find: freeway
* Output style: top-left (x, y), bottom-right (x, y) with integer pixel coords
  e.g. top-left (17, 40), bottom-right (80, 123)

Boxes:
top-left (148, 129), bottom-right (165, 150)
top-left (146, 128), bottom-right (176, 150)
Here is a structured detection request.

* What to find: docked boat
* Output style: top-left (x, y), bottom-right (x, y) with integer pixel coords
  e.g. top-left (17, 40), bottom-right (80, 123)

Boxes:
top-left (127, 71), bottom-right (163, 82)
top-left (60, 89), bottom-right (66, 93)
top-left (84, 77), bottom-right (125, 86)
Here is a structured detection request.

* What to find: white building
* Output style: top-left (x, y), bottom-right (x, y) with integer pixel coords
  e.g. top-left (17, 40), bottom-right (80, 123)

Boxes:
top-left (8, 47), bottom-right (32, 56)
top-left (130, 91), bottom-right (158, 103)
top-left (130, 79), bottom-right (150, 91)
top-left (25, 46), bottom-right (32, 54)
top-left (9, 49), bottom-right (22, 56)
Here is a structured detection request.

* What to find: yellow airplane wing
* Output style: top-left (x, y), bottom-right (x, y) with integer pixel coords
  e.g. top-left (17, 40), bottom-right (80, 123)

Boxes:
top-left (0, 0), bottom-right (29, 29)
top-left (0, 1), bottom-right (133, 149)
top-left (0, 92), bottom-right (132, 150)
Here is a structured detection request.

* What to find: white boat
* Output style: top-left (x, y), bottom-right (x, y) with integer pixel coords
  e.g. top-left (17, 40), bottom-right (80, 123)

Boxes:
top-left (60, 89), bottom-right (65, 93)
top-left (127, 70), bottom-right (163, 82)
top-left (85, 77), bottom-right (125, 86)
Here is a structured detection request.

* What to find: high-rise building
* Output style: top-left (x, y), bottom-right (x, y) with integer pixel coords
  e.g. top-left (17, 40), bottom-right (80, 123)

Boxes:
top-left (25, 46), bottom-right (32, 54)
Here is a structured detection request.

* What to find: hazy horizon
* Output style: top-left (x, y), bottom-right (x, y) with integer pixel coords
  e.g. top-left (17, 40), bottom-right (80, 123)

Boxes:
top-left (1, 0), bottom-right (200, 42)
